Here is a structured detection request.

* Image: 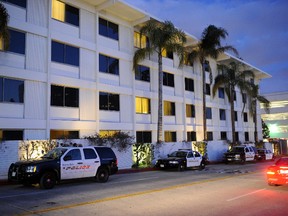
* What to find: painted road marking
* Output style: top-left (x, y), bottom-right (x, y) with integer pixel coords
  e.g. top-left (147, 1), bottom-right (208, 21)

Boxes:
top-left (19, 172), bottom-right (257, 216)
top-left (226, 188), bottom-right (266, 202)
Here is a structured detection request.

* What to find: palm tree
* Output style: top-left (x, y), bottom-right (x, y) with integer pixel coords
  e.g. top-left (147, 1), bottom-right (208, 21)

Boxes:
top-left (248, 84), bottom-right (270, 144)
top-left (212, 62), bottom-right (255, 144)
top-left (133, 20), bottom-right (186, 143)
top-left (0, 2), bottom-right (9, 50)
top-left (188, 25), bottom-right (238, 141)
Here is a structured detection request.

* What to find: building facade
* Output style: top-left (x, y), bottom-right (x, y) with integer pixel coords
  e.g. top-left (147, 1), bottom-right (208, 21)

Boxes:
top-left (0, 0), bottom-right (270, 146)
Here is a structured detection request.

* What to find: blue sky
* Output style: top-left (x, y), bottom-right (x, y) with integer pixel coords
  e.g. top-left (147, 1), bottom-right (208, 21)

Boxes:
top-left (124, 0), bottom-right (288, 94)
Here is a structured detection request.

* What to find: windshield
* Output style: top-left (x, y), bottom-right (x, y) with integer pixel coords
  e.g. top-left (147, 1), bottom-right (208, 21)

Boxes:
top-left (169, 151), bottom-right (187, 158)
top-left (229, 147), bottom-right (244, 153)
top-left (42, 148), bottom-right (67, 160)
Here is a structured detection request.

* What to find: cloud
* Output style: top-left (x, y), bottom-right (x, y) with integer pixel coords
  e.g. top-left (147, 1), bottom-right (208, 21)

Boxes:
top-left (125, 0), bottom-right (288, 93)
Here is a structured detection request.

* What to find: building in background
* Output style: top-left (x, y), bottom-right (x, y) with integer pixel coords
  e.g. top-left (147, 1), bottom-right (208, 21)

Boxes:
top-left (0, 0), bottom-right (270, 155)
top-left (261, 92), bottom-right (288, 154)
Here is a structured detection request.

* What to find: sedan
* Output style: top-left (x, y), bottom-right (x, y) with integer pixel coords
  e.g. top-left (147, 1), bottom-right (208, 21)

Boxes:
top-left (267, 156), bottom-right (288, 186)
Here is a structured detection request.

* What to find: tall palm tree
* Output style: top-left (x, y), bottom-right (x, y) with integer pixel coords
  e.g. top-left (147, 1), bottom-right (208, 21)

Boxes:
top-left (0, 2), bottom-right (9, 50)
top-left (188, 25), bottom-right (238, 141)
top-left (133, 20), bottom-right (186, 143)
top-left (248, 84), bottom-right (270, 144)
top-left (212, 62), bottom-right (254, 144)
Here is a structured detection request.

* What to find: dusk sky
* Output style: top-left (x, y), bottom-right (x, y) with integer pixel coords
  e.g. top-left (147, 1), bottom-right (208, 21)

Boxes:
top-left (124, 0), bottom-right (288, 94)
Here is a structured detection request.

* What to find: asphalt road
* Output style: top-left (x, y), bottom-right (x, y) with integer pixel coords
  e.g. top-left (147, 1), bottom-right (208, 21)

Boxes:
top-left (1, 161), bottom-right (287, 216)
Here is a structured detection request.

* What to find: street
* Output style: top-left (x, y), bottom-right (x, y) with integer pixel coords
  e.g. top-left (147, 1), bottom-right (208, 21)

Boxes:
top-left (0, 161), bottom-right (287, 215)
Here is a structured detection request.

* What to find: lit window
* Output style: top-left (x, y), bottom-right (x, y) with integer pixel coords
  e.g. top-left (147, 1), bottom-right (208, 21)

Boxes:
top-left (165, 131), bottom-right (176, 142)
top-left (0, 77), bottom-right (24, 103)
top-left (162, 48), bottom-right (173, 59)
top-left (52, 0), bottom-right (79, 26)
top-left (164, 101), bottom-right (175, 116)
top-left (135, 97), bottom-right (150, 114)
top-left (99, 18), bottom-right (118, 40)
top-left (134, 32), bottom-right (148, 48)
top-left (50, 130), bottom-right (79, 139)
top-left (183, 52), bottom-right (192, 66)
top-left (99, 92), bottom-right (119, 111)
top-left (186, 104), bottom-right (195, 118)
top-left (99, 130), bottom-right (120, 137)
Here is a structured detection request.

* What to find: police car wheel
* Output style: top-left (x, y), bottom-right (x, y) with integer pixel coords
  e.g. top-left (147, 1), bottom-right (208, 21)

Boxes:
top-left (40, 172), bottom-right (56, 189)
top-left (96, 168), bottom-right (109, 183)
top-left (178, 163), bottom-right (185, 171)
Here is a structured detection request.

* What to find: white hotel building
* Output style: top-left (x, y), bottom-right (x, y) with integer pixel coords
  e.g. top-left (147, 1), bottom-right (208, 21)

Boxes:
top-left (0, 0), bottom-right (270, 160)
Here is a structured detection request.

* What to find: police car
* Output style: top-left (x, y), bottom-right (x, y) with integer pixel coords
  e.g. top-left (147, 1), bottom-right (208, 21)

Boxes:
top-left (8, 146), bottom-right (118, 189)
top-left (155, 149), bottom-right (207, 171)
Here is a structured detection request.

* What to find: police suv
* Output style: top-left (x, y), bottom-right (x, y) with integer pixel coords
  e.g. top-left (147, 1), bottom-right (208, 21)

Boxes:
top-left (8, 146), bottom-right (118, 189)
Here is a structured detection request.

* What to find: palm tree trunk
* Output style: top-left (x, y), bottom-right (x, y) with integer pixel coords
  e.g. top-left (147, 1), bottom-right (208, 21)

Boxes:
top-left (254, 101), bottom-right (258, 144)
top-left (202, 61), bottom-right (207, 141)
top-left (230, 88), bottom-right (236, 145)
top-left (157, 52), bottom-right (163, 143)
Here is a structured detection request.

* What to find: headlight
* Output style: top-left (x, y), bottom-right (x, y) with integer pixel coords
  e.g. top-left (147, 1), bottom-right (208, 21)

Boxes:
top-left (235, 154), bottom-right (240, 159)
top-left (26, 166), bottom-right (37, 173)
top-left (169, 161), bottom-right (179, 164)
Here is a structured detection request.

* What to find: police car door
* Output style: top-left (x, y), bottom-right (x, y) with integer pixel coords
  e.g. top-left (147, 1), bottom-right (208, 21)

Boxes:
top-left (82, 148), bottom-right (100, 178)
top-left (186, 151), bottom-right (201, 167)
top-left (61, 149), bottom-right (83, 180)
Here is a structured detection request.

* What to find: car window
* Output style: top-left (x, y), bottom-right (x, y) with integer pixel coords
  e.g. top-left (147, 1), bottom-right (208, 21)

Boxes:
top-left (84, 148), bottom-right (97, 159)
top-left (187, 152), bottom-right (193, 158)
top-left (65, 149), bottom-right (81, 160)
top-left (194, 151), bottom-right (200, 157)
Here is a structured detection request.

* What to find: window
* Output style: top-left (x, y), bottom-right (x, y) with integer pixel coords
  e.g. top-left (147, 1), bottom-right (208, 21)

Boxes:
top-left (235, 132), bottom-right (239, 142)
top-left (0, 77), bottom-right (24, 103)
top-left (164, 101), bottom-right (175, 116)
top-left (218, 88), bottom-right (225, 99)
top-left (244, 112), bottom-right (248, 122)
top-left (242, 93), bottom-right (247, 103)
top-left (165, 131), bottom-right (176, 142)
top-left (136, 131), bottom-right (152, 143)
top-left (187, 131), bottom-right (197, 142)
top-left (219, 109), bottom-right (226, 121)
top-left (99, 18), bottom-right (118, 40)
top-left (205, 84), bottom-right (211, 95)
top-left (186, 104), bottom-right (195, 118)
top-left (2, 29), bottom-right (26, 54)
top-left (162, 48), bottom-right (173, 59)
top-left (65, 149), bottom-right (81, 160)
top-left (135, 97), bottom-right (150, 114)
top-left (51, 41), bottom-right (79, 66)
top-left (51, 85), bottom-right (79, 107)
top-left (185, 78), bottom-right (194, 92)
top-left (52, 0), bottom-right (79, 26)
top-left (245, 132), bottom-right (249, 142)
top-left (99, 92), bottom-right (119, 111)
top-left (207, 132), bottom-right (213, 141)
top-left (163, 72), bottom-right (174, 87)
top-left (99, 54), bottom-right (119, 75)
top-left (99, 130), bottom-right (119, 137)
top-left (233, 90), bottom-right (237, 101)
top-left (50, 130), bottom-right (79, 139)
top-left (134, 32), bottom-right (148, 48)
top-left (206, 107), bottom-right (212, 119)
top-left (83, 148), bottom-right (97, 159)
top-left (220, 132), bottom-right (227, 140)
top-left (234, 111), bottom-right (238, 122)
top-left (183, 52), bottom-right (193, 66)
top-left (135, 65), bottom-right (150, 82)
top-left (2, 0), bottom-right (26, 8)
top-left (0, 130), bottom-right (23, 140)
top-left (204, 60), bottom-right (210, 72)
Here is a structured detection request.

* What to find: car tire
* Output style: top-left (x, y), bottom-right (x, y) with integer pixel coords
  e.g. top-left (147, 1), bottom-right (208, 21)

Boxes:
top-left (178, 163), bottom-right (185, 171)
top-left (96, 168), bottom-right (109, 183)
top-left (40, 172), bottom-right (56, 189)
top-left (199, 162), bottom-right (206, 170)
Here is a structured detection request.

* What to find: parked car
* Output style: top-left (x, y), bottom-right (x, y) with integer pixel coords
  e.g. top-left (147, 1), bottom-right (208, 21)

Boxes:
top-left (8, 146), bottom-right (118, 189)
top-left (223, 145), bottom-right (256, 164)
top-left (257, 149), bottom-right (275, 161)
top-left (155, 149), bottom-right (207, 171)
top-left (267, 156), bottom-right (288, 186)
